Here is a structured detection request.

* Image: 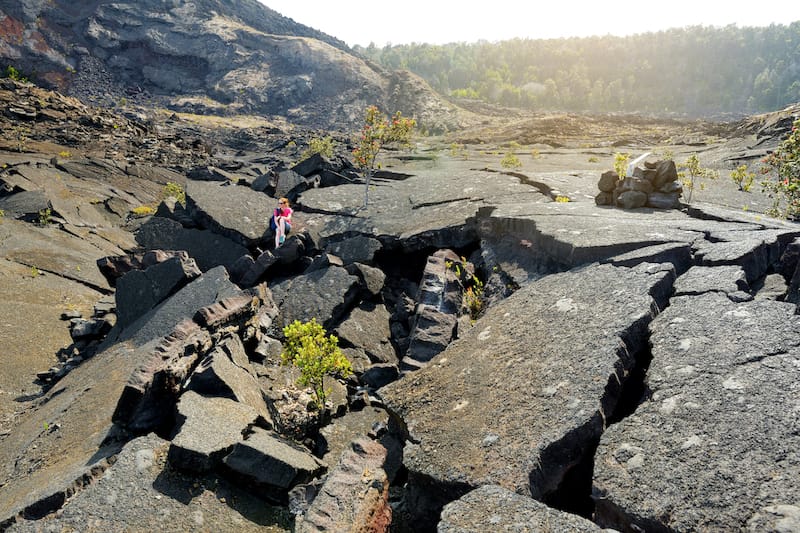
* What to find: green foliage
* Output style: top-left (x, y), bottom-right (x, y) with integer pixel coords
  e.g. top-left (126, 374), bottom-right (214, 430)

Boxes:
top-left (300, 135), bottom-right (336, 161)
top-left (679, 154), bottom-right (719, 203)
top-left (613, 152), bottom-right (630, 179)
top-left (588, 156), bottom-right (599, 163)
top-left (4, 65), bottom-right (28, 82)
top-left (30, 265), bottom-right (40, 277)
top-left (355, 24), bottom-right (800, 115)
top-left (449, 142), bottom-right (467, 158)
top-left (445, 258), bottom-right (485, 321)
top-left (761, 118), bottom-right (800, 219)
top-left (554, 195), bottom-right (571, 203)
top-left (0, 208), bottom-right (4, 218)
top-left (131, 205), bottom-right (156, 217)
top-left (281, 319), bottom-right (353, 410)
top-left (352, 105), bottom-right (416, 207)
top-left (38, 208), bottom-right (51, 226)
top-left (162, 182), bottom-right (186, 206)
top-left (500, 150), bottom-right (522, 169)
top-left (730, 164), bottom-right (755, 192)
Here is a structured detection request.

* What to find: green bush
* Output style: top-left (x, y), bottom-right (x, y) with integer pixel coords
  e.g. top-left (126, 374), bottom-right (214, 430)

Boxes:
top-left (300, 136), bottom-right (336, 161)
top-left (281, 319), bottom-right (352, 410)
top-left (4, 65), bottom-right (28, 82)
top-left (730, 164), bottom-right (755, 192)
top-left (761, 118), bottom-right (800, 219)
top-left (161, 182), bottom-right (185, 206)
top-left (500, 150), bottom-right (521, 169)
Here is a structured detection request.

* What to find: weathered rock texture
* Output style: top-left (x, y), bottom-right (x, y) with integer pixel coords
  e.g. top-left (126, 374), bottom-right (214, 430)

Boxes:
top-left (593, 293), bottom-right (800, 532)
top-left (380, 262), bottom-right (674, 525)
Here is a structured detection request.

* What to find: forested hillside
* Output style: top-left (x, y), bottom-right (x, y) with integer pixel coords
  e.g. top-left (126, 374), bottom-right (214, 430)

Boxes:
top-left (355, 23), bottom-right (800, 118)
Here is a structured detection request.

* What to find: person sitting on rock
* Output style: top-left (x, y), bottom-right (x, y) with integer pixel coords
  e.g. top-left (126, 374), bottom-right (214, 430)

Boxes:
top-left (271, 197), bottom-right (293, 247)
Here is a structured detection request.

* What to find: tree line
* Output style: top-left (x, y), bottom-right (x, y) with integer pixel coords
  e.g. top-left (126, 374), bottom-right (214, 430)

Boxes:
top-left (354, 22), bottom-right (800, 118)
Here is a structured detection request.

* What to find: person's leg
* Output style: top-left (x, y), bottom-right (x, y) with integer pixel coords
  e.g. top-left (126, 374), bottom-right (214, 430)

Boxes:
top-left (275, 217), bottom-right (286, 246)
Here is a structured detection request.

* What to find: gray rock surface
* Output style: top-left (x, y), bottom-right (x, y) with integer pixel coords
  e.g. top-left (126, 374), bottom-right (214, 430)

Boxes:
top-left (135, 217), bottom-right (248, 273)
top-left (380, 262), bottom-right (674, 524)
top-left (186, 180), bottom-right (274, 248)
top-left (222, 428), bottom-right (325, 497)
top-left (6, 434), bottom-right (292, 532)
top-left (335, 303), bottom-right (397, 364)
top-left (168, 391), bottom-right (261, 473)
top-left (297, 438), bottom-right (391, 533)
top-left (115, 254), bottom-right (201, 329)
top-left (185, 335), bottom-right (273, 424)
top-left (593, 293), bottom-right (800, 532)
top-left (672, 265), bottom-right (750, 297)
top-left (439, 485), bottom-right (608, 532)
top-left (269, 265), bottom-right (361, 331)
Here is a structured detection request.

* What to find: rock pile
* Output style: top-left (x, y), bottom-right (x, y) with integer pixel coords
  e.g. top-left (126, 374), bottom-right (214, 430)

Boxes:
top-left (595, 159), bottom-right (683, 209)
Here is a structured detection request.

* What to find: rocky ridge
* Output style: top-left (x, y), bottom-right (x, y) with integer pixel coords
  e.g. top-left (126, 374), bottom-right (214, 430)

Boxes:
top-left (0, 0), bottom-right (475, 132)
top-left (0, 78), bottom-right (800, 532)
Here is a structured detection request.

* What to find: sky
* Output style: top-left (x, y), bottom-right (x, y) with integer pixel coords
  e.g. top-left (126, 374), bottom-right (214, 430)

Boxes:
top-left (258, 1), bottom-right (800, 47)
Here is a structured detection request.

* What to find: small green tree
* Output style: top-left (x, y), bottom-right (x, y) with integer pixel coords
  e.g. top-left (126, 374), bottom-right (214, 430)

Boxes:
top-left (281, 319), bottom-right (353, 410)
top-left (679, 154), bottom-right (718, 203)
top-left (352, 105), bottom-right (416, 207)
top-left (730, 164), bottom-right (755, 192)
top-left (761, 118), bottom-right (800, 219)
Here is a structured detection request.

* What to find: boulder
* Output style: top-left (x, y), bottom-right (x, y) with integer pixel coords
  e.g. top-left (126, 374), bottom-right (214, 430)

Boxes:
top-left (0, 190), bottom-right (50, 221)
top-left (115, 254), bottom-right (201, 329)
top-left (112, 320), bottom-right (211, 434)
top-left (185, 180), bottom-right (275, 248)
top-left (597, 170), bottom-right (619, 192)
top-left (184, 335), bottom-right (272, 425)
top-left (652, 159), bottom-right (679, 189)
top-left (335, 303), bottom-right (397, 364)
top-left (345, 262), bottom-right (387, 299)
top-left (269, 265), bottom-right (361, 332)
top-left (275, 169), bottom-right (317, 200)
top-left (616, 190), bottom-right (647, 209)
top-left (222, 427), bottom-right (325, 499)
top-left (593, 293), bottom-right (800, 532)
top-left (646, 191), bottom-right (680, 209)
top-left (135, 217), bottom-right (248, 273)
top-left (167, 391), bottom-right (261, 473)
top-left (672, 265), bottom-right (750, 298)
top-left (325, 235), bottom-right (382, 266)
top-left (595, 191), bottom-right (613, 206)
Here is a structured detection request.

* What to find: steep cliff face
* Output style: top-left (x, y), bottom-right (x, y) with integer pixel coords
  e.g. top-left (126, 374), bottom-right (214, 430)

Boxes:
top-left (0, 0), bottom-right (472, 130)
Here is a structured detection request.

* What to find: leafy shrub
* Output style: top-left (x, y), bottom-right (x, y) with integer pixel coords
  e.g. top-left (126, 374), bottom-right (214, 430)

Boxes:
top-left (38, 208), bottom-right (51, 226)
top-left (730, 164), bottom-right (755, 192)
top-left (761, 118), bottom-right (800, 219)
top-left (613, 152), bottom-right (630, 179)
top-left (281, 319), bottom-right (353, 410)
top-left (500, 151), bottom-right (522, 169)
top-left (4, 65), bottom-right (28, 82)
top-left (131, 206), bottom-right (156, 217)
top-left (300, 135), bottom-right (336, 161)
top-left (554, 195), bottom-right (571, 203)
top-left (161, 182), bottom-right (185, 206)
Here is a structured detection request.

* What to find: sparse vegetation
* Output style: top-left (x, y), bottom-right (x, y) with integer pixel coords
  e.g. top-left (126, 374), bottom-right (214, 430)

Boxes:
top-left (281, 319), bottom-right (353, 410)
top-left (730, 164), bottom-right (755, 192)
top-left (161, 182), bottom-right (186, 206)
top-left (679, 154), bottom-right (719, 203)
top-left (38, 208), bottom-right (52, 226)
top-left (299, 135), bottom-right (336, 161)
top-left (4, 65), bottom-right (28, 83)
top-left (131, 205), bottom-right (156, 217)
top-left (500, 150), bottom-right (522, 169)
top-left (613, 152), bottom-right (630, 179)
top-left (352, 105), bottom-right (416, 207)
top-left (555, 195), bottom-right (571, 203)
top-left (58, 150), bottom-right (72, 158)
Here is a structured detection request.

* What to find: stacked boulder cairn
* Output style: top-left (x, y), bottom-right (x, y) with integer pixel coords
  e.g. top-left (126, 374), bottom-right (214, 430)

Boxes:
top-left (596, 158), bottom-right (683, 209)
